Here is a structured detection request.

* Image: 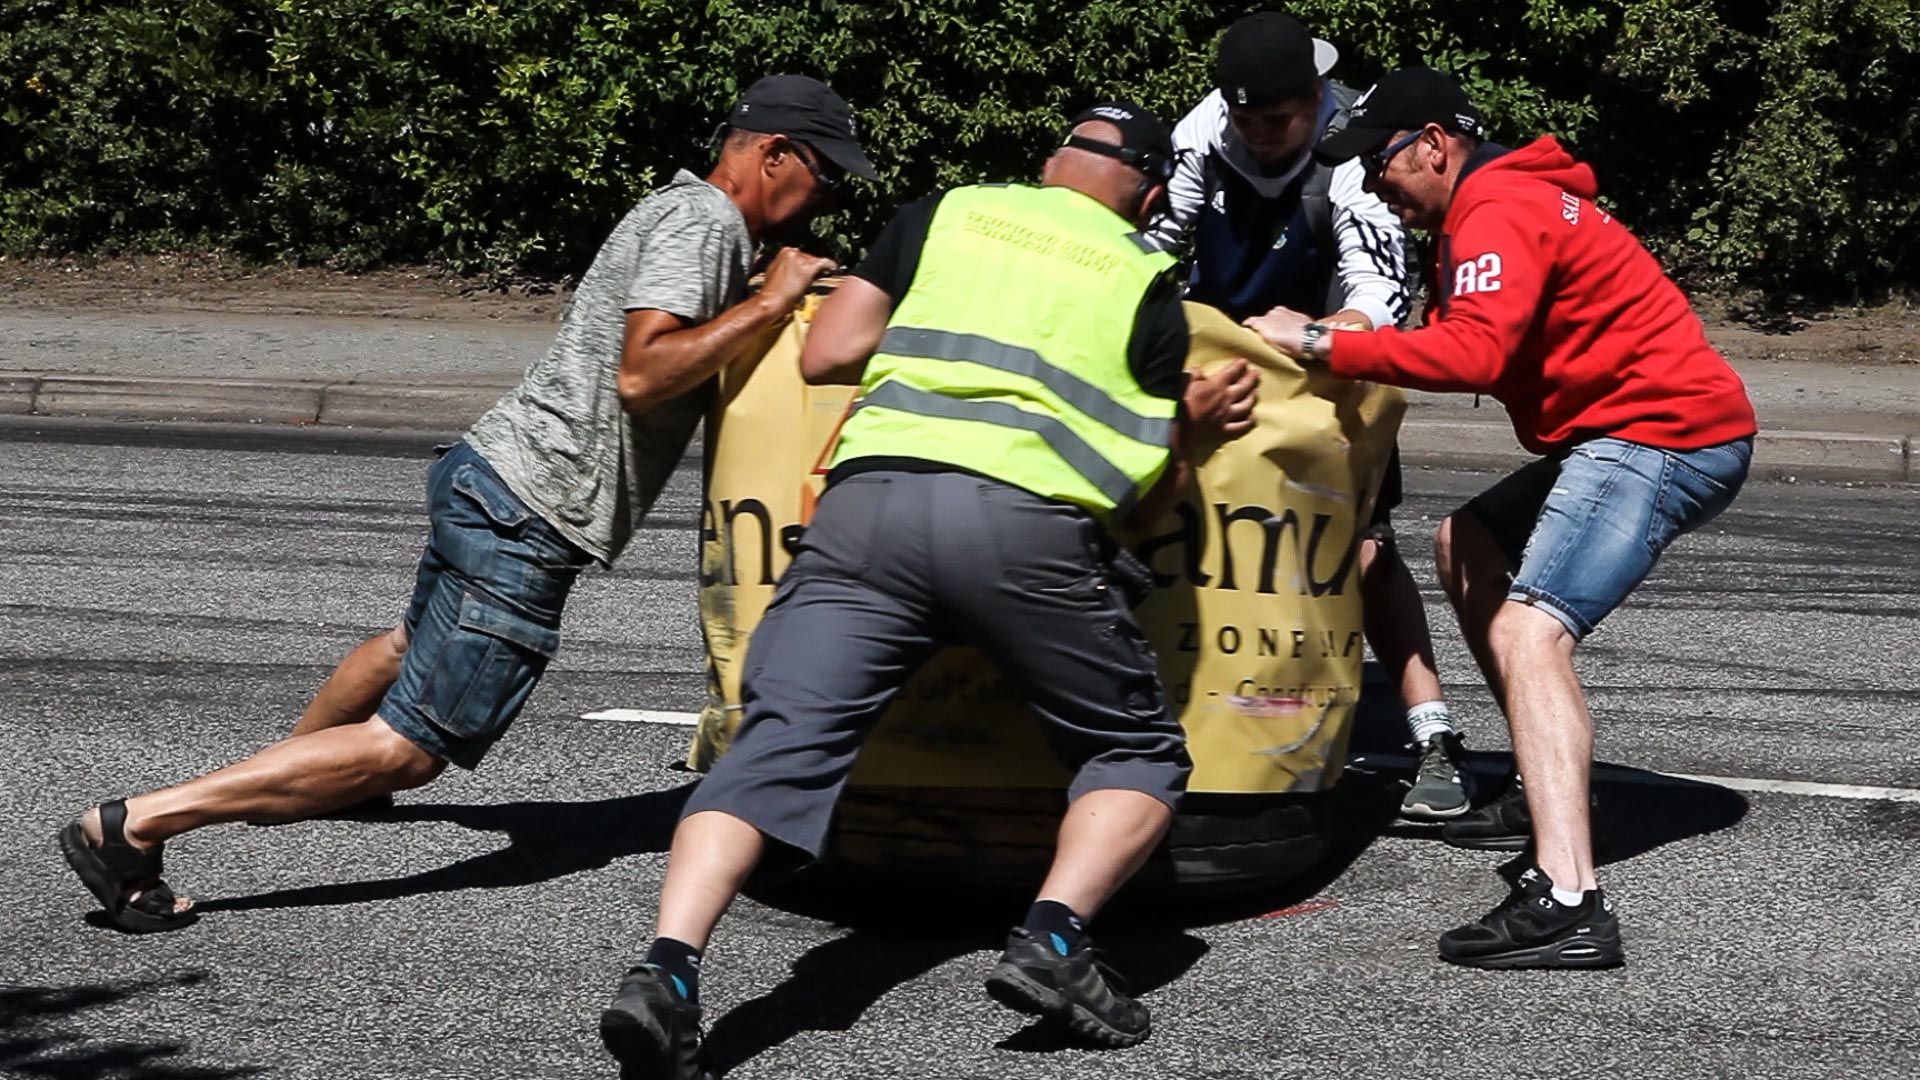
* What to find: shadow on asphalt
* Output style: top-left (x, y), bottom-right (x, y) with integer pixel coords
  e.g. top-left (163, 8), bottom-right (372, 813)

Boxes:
top-left (693, 920), bottom-right (1209, 1075)
top-left (670, 677), bottom-right (1749, 1075)
top-left (1347, 673), bottom-right (1752, 867)
top-left (191, 676), bottom-right (1745, 1078)
top-left (196, 782), bottom-right (697, 915)
top-left (0, 973), bottom-right (261, 1079)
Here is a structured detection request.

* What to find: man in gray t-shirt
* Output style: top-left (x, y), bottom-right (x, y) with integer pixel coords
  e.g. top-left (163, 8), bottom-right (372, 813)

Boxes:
top-left (57, 75), bottom-right (872, 935)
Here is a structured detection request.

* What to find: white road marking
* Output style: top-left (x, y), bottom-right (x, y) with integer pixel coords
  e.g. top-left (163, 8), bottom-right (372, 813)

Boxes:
top-left (1351, 752), bottom-right (1920, 805)
top-left (580, 708), bottom-right (700, 726)
top-left (1650, 772), bottom-right (1920, 804)
top-left (586, 713), bottom-right (1920, 804)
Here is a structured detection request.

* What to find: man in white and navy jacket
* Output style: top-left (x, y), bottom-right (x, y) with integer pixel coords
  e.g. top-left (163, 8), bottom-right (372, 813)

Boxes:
top-left (1147, 12), bottom-right (1476, 823)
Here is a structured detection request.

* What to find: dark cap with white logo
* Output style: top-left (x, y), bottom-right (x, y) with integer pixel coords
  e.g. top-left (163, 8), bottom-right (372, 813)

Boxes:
top-left (1062, 100), bottom-right (1177, 184)
top-left (1214, 12), bottom-right (1339, 107)
top-left (1313, 67), bottom-right (1486, 164)
top-left (727, 74), bottom-right (876, 180)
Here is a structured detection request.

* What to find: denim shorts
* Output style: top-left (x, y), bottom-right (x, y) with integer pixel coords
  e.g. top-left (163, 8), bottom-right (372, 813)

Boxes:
top-left (1464, 436), bottom-right (1752, 640)
top-left (378, 441), bottom-right (593, 769)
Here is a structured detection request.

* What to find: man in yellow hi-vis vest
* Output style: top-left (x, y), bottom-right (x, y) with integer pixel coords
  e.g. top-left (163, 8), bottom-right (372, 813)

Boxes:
top-left (599, 103), bottom-right (1257, 1073)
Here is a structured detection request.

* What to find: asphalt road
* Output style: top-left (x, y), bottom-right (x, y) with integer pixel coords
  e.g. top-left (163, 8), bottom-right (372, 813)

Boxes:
top-left (3, 417), bottom-right (1916, 1080)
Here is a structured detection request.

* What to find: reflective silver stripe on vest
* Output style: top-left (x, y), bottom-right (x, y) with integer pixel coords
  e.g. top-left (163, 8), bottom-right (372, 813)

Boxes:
top-left (858, 381), bottom-right (1146, 512)
top-left (878, 327), bottom-right (1173, 446)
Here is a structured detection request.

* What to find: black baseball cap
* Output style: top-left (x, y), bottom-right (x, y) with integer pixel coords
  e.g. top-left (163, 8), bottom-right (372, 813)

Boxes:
top-left (1214, 12), bottom-right (1340, 107)
top-left (1313, 67), bottom-right (1487, 163)
top-left (727, 74), bottom-right (876, 180)
top-left (1062, 100), bottom-right (1177, 184)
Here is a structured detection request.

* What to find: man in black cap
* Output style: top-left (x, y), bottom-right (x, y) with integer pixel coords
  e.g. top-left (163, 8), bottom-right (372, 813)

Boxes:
top-left (1249, 67), bottom-right (1756, 971)
top-left (1148, 11), bottom-right (1476, 824)
top-left (56, 74), bottom-right (871, 934)
top-left (598, 102), bottom-right (1258, 1074)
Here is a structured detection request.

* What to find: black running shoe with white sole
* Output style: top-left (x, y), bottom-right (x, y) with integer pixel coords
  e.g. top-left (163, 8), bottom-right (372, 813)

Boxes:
top-left (599, 964), bottom-right (711, 1079)
top-left (983, 927), bottom-right (1151, 1048)
top-left (1438, 866), bottom-right (1625, 969)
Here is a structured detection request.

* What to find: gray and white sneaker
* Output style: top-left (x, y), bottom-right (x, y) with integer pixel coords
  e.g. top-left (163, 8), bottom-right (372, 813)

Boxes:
top-left (1401, 733), bottom-right (1473, 820)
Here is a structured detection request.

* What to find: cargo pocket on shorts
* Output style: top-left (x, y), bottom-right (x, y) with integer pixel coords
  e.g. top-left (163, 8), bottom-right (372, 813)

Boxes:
top-left (418, 591), bottom-right (562, 741)
top-left (1102, 608), bottom-right (1168, 722)
top-left (451, 464), bottom-right (532, 528)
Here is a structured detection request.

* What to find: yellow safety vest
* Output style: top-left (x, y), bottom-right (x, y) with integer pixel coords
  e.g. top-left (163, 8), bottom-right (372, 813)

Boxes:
top-left (831, 183), bottom-right (1179, 518)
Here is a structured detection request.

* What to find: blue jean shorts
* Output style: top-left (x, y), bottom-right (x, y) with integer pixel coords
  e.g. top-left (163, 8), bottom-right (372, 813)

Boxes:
top-left (378, 441), bottom-right (593, 768)
top-left (1464, 436), bottom-right (1752, 640)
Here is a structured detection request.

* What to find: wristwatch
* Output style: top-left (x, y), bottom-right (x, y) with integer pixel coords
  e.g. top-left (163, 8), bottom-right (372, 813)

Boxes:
top-left (1298, 321), bottom-right (1331, 358)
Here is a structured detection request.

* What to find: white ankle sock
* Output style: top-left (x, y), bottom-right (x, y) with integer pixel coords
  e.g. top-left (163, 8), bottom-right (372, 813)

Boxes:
top-left (1406, 701), bottom-right (1456, 744)
top-left (1549, 884), bottom-right (1587, 906)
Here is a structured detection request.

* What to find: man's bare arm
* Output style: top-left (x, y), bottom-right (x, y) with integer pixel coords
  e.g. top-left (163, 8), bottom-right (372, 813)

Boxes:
top-left (1125, 423), bottom-right (1194, 530)
top-left (616, 247), bottom-right (835, 414)
top-left (1124, 360), bottom-right (1259, 529)
top-left (799, 275), bottom-right (892, 385)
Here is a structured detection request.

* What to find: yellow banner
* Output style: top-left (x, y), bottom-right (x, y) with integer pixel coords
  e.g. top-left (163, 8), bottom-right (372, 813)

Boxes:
top-left (692, 296), bottom-right (1403, 795)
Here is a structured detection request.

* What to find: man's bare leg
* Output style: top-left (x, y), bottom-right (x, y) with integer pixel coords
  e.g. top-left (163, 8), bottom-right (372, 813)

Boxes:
top-left (651, 810), bottom-right (768, 952)
top-left (1360, 536), bottom-right (1446, 711)
top-left (1031, 789), bottom-right (1173, 920)
top-left (1437, 597), bottom-right (1619, 969)
top-left (979, 789), bottom-right (1173, 1047)
top-left (70, 715), bottom-right (446, 915)
top-left (288, 625), bottom-right (409, 738)
top-left (1487, 603), bottom-right (1597, 891)
top-left (634, 791), bottom-right (1173, 955)
top-left (84, 716), bottom-right (444, 850)
top-left (1364, 535), bottom-right (1470, 818)
top-left (1433, 513), bottom-right (1516, 717)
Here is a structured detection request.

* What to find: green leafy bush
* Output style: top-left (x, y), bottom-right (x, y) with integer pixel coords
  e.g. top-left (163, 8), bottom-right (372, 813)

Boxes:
top-left (2, 1), bottom-right (1913, 301)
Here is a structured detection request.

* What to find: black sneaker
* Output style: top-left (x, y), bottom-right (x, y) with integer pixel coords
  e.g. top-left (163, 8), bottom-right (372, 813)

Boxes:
top-left (599, 964), bottom-right (710, 1079)
top-left (1438, 866), bottom-right (1625, 969)
top-left (983, 927), bottom-right (1151, 1048)
top-left (1441, 776), bottom-right (1533, 850)
top-left (1442, 776), bottom-right (1602, 851)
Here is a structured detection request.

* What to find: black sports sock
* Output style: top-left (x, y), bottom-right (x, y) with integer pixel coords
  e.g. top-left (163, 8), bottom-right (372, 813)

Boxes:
top-left (1022, 900), bottom-right (1088, 956)
top-left (645, 937), bottom-right (704, 1005)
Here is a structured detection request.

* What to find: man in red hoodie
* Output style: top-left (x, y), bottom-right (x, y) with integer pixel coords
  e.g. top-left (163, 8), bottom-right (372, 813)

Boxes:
top-left (1246, 67), bottom-right (1757, 970)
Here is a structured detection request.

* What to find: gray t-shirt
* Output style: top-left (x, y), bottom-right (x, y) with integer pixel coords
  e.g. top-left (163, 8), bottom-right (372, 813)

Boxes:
top-left (465, 170), bottom-right (753, 563)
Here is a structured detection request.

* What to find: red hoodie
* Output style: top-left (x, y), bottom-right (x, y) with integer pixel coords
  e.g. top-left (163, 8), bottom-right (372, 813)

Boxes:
top-left (1328, 137), bottom-right (1757, 454)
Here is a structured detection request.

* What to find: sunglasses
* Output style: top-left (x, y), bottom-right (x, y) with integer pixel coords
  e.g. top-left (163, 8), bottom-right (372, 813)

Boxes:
top-left (789, 140), bottom-right (845, 197)
top-left (1362, 129), bottom-right (1424, 177)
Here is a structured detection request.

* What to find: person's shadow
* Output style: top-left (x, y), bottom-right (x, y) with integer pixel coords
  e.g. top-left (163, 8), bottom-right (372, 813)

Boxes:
top-left (697, 870), bottom-right (1212, 1076)
top-left (1, 973), bottom-right (262, 1080)
top-left (1345, 662), bottom-right (1751, 864)
top-left (196, 782), bottom-right (697, 915)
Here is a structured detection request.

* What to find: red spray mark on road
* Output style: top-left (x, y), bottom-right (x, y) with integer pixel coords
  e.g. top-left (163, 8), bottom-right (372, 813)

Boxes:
top-left (1258, 899), bottom-right (1340, 920)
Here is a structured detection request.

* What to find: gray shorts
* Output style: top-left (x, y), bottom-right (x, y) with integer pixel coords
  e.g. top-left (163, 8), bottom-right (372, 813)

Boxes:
top-left (683, 470), bottom-right (1192, 857)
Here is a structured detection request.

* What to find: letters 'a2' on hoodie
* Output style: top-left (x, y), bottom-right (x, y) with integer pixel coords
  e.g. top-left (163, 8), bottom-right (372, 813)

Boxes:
top-left (1327, 136), bottom-right (1757, 455)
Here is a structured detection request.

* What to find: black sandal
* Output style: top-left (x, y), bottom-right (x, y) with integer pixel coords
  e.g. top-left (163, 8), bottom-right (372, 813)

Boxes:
top-left (58, 800), bottom-right (197, 933)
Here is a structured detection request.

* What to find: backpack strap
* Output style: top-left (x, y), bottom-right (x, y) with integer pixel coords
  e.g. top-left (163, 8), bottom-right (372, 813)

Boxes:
top-left (1307, 81), bottom-right (1363, 315)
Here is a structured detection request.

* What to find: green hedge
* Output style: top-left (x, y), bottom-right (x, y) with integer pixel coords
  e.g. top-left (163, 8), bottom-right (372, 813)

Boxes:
top-left (3, 1), bottom-right (1915, 301)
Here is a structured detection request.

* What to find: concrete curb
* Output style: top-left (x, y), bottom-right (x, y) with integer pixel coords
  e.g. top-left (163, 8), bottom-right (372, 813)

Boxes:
top-left (1, 371), bottom-right (512, 433)
top-left (317, 383), bottom-right (507, 430)
top-left (1399, 418), bottom-right (1912, 484)
top-left (1, 370), bottom-right (1912, 483)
